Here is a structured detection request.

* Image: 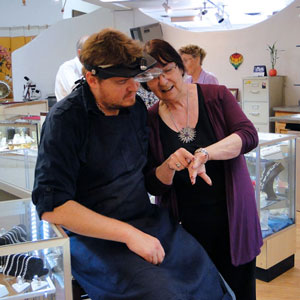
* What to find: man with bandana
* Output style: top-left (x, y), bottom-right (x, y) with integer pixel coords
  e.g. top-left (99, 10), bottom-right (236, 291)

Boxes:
top-left (32, 28), bottom-right (234, 300)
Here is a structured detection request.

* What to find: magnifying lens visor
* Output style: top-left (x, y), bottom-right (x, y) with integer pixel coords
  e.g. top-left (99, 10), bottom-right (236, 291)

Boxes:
top-left (84, 53), bottom-right (159, 82)
top-left (133, 67), bottom-right (163, 83)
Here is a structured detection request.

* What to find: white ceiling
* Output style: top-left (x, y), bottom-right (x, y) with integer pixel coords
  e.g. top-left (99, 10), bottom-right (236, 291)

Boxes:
top-left (84, 0), bottom-right (294, 31)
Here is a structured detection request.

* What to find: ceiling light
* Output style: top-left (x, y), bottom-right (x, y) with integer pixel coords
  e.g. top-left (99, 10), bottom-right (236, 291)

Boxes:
top-left (215, 11), bottom-right (224, 23)
top-left (202, 2), bottom-right (208, 15)
top-left (162, 0), bottom-right (172, 15)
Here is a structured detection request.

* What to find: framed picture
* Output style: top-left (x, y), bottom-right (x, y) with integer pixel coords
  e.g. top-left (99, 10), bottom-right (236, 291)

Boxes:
top-left (253, 65), bottom-right (267, 76)
top-left (229, 88), bottom-right (239, 100)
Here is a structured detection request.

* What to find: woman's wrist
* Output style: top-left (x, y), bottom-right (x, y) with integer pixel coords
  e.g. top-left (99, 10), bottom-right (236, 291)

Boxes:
top-left (155, 162), bottom-right (175, 185)
top-left (194, 148), bottom-right (209, 163)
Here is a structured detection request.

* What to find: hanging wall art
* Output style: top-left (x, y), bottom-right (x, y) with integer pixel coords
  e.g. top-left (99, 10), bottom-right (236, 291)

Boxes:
top-left (229, 52), bottom-right (243, 70)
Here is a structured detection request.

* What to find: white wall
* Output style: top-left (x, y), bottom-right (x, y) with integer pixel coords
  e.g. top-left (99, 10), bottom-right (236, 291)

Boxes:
top-left (0, 0), bottom-right (99, 37)
top-left (0, 0), bottom-right (62, 27)
top-left (11, 8), bottom-right (156, 100)
top-left (162, 0), bottom-right (300, 105)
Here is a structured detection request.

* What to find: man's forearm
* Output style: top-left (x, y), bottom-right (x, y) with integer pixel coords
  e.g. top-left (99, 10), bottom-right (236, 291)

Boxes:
top-left (42, 200), bottom-right (138, 244)
top-left (42, 200), bottom-right (165, 264)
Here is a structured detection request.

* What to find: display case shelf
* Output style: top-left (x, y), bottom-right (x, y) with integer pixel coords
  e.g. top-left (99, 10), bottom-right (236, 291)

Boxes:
top-left (0, 114), bottom-right (40, 198)
top-left (245, 132), bottom-right (297, 281)
top-left (0, 199), bottom-right (72, 299)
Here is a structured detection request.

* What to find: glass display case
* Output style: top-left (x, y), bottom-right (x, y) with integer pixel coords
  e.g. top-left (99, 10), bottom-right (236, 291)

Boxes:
top-left (245, 132), bottom-right (297, 281)
top-left (0, 149), bottom-right (37, 196)
top-left (0, 114), bottom-right (40, 152)
top-left (0, 198), bottom-right (72, 299)
top-left (0, 114), bottom-right (39, 197)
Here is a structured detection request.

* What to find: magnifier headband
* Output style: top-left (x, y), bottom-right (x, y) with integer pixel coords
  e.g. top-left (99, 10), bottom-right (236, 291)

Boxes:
top-left (84, 53), bottom-right (162, 83)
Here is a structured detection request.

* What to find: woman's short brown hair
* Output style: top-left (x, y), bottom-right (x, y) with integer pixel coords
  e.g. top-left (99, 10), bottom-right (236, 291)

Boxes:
top-left (144, 39), bottom-right (185, 73)
top-left (178, 44), bottom-right (207, 65)
top-left (142, 39), bottom-right (185, 91)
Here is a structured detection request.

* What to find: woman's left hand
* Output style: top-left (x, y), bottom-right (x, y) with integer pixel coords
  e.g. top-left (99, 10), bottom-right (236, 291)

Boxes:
top-left (188, 152), bottom-right (212, 186)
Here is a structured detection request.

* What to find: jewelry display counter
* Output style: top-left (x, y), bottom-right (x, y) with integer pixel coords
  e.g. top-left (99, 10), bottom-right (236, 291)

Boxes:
top-left (0, 101), bottom-right (48, 119)
top-left (0, 198), bottom-right (72, 299)
top-left (245, 132), bottom-right (297, 281)
top-left (0, 114), bottom-right (40, 151)
top-left (0, 115), bottom-right (39, 198)
top-left (0, 149), bottom-right (37, 198)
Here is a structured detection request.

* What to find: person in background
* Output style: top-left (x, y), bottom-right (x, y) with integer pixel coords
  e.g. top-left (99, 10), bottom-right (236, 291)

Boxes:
top-left (32, 28), bottom-right (234, 300)
top-left (179, 44), bottom-right (219, 84)
top-left (54, 35), bottom-right (89, 101)
top-left (143, 39), bottom-right (262, 300)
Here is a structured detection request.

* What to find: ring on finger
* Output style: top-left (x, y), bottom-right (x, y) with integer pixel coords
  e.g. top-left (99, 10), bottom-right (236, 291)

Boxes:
top-left (176, 162), bottom-right (181, 168)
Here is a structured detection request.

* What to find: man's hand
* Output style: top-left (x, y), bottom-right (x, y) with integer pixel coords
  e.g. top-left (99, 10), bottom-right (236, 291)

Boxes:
top-left (126, 230), bottom-right (165, 265)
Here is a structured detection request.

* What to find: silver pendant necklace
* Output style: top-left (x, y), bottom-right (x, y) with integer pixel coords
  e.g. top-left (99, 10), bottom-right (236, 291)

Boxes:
top-left (167, 88), bottom-right (196, 143)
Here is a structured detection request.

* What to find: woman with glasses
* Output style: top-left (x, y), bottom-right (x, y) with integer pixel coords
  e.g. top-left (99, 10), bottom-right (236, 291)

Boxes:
top-left (179, 44), bottom-right (219, 84)
top-left (143, 39), bottom-right (262, 300)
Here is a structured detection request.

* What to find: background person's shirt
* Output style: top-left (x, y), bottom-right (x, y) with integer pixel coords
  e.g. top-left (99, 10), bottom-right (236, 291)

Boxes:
top-left (185, 69), bottom-right (219, 85)
top-left (55, 56), bottom-right (82, 101)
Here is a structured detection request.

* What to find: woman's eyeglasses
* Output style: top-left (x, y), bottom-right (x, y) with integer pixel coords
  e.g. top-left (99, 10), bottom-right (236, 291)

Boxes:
top-left (134, 63), bottom-right (177, 83)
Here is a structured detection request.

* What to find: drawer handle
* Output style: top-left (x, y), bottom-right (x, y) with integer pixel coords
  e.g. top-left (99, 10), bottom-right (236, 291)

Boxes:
top-left (249, 112), bottom-right (260, 116)
top-left (250, 90), bottom-right (260, 94)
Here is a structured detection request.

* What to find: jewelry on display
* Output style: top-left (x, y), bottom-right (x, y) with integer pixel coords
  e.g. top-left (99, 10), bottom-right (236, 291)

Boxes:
top-left (166, 87), bottom-right (196, 143)
top-left (0, 255), bottom-right (4, 273)
top-left (31, 275), bottom-right (48, 291)
top-left (14, 254), bottom-right (22, 277)
top-left (0, 224), bottom-right (27, 246)
top-left (194, 148), bottom-right (209, 163)
top-left (18, 255), bottom-right (27, 277)
top-left (0, 284), bottom-right (9, 297)
top-left (12, 276), bottom-right (30, 293)
top-left (6, 254), bottom-right (17, 276)
top-left (1, 254), bottom-right (49, 280)
top-left (22, 256), bottom-right (32, 279)
top-left (5, 233), bottom-right (14, 244)
top-left (175, 162), bottom-right (181, 168)
top-left (3, 255), bottom-right (12, 275)
top-left (13, 225), bottom-right (27, 238)
top-left (261, 161), bottom-right (285, 200)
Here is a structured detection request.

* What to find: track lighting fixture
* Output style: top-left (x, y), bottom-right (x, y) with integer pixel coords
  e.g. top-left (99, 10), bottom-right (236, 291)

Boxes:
top-left (162, 0), bottom-right (172, 15)
top-left (215, 11), bottom-right (224, 23)
top-left (201, 2), bottom-right (208, 15)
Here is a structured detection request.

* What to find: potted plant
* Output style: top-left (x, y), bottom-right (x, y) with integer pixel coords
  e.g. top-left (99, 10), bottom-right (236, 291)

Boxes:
top-left (267, 42), bottom-right (279, 76)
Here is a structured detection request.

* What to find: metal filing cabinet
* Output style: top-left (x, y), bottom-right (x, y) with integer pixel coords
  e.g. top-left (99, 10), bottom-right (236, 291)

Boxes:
top-left (242, 76), bottom-right (284, 132)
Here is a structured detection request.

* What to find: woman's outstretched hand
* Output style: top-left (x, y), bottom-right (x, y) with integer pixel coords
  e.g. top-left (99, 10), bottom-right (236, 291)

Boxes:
top-left (156, 147), bottom-right (212, 186)
top-left (188, 151), bottom-right (212, 186)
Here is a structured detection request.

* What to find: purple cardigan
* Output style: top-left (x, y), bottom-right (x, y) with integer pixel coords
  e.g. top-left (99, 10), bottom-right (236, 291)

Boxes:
top-left (145, 84), bottom-right (263, 266)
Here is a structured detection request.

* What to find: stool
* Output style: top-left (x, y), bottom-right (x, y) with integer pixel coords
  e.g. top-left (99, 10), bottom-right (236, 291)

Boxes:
top-left (72, 278), bottom-right (89, 300)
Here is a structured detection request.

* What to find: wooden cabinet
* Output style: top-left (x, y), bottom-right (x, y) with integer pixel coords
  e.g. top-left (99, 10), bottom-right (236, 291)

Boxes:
top-left (273, 110), bottom-right (300, 133)
top-left (242, 76), bottom-right (284, 132)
